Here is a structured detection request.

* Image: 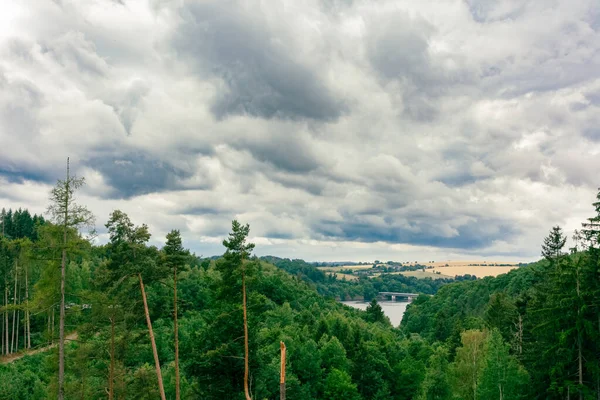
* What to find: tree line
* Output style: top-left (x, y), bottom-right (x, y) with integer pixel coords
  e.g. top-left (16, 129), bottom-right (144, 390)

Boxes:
top-left (402, 189), bottom-right (600, 399)
top-left (1, 159), bottom-right (599, 400)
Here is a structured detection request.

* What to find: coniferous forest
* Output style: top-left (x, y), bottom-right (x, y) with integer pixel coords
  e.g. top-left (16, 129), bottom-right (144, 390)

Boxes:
top-left (1, 170), bottom-right (599, 400)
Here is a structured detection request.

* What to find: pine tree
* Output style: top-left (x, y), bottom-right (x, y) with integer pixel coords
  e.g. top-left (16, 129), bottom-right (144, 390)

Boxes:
top-left (221, 220), bottom-right (255, 400)
top-left (579, 188), bottom-right (600, 399)
top-left (0, 208), bottom-right (6, 237)
top-left (580, 188), bottom-right (600, 248)
top-left (365, 298), bottom-right (388, 324)
top-left (162, 230), bottom-right (188, 400)
top-left (541, 226), bottom-right (566, 261)
top-left (105, 210), bottom-right (167, 400)
top-left (46, 158), bottom-right (95, 400)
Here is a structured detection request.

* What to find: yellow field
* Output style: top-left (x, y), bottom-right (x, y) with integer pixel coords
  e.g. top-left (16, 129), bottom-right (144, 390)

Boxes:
top-left (395, 271), bottom-right (453, 280)
top-left (329, 272), bottom-right (359, 281)
top-left (430, 266), bottom-right (517, 278)
top-left (429, 260), bottom-right (519, 267)
top-left (317, 265), bottom-right (372, 272)
top-left (317, 261), bottom-right (520, 279)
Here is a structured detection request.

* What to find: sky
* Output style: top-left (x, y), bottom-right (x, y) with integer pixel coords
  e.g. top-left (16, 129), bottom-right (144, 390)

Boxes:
top-left (1, 0), bottom-right (599, 262)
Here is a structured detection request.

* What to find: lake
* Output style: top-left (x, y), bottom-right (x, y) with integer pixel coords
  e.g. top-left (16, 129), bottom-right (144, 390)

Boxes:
top-left (341, 301), bottom-right (410, 327)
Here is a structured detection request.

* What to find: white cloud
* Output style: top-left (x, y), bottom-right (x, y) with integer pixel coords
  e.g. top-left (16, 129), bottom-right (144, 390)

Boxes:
top-left (1, 0), bottom-right (599, 261)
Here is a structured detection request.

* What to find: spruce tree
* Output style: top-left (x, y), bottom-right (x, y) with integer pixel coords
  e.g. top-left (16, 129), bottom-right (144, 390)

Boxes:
top-left (46, 158), bottom-right (95, 400)
top-left (541, 226), bottom-right (566, 261)
top-left (162, 230), bottom-right (188, 400)
top-left (221, 220), bottom-right (255, 400)
top-left (105, 210), bottom-right (167, 400)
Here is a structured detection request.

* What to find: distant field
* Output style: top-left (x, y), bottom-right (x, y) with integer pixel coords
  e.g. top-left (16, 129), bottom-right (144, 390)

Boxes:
top-left (318, 261), bottom-right (520, 279)
top-left (429, 260), bottom-right (519, 267)
top-left (395, 271), bottom-right (453, 280)
top-left (317, 265), bottom-right (372, 272)
top-left (330, 272), bottom-right (359, 281)
top-left (430, 266), bottom-right (517, 278)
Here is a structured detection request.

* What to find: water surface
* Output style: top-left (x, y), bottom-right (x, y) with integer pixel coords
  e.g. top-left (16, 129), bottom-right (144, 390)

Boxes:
top-left (341, 301), bottom-right (410, 327)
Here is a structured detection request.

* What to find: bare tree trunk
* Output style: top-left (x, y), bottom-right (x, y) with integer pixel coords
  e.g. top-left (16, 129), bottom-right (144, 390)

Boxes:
top-left (280, 341), bottom-right (286, 400)
top-left (139, 274), bottom-right (166, 400)
top-left (58, 159), bottom-right (70, 400)
top-left (576, 269), bottom-right (583, 400)
top-left (174, 267), bottom-right (180, 400)
top-left (243, 269), bottom-right (251, 400)
top-left (15, 308), bottom-right (19, 353)
top-left (1, 298), bottom-right (3, 356)
top-left (109, 316), bottom-right (115, 400)
top-left (51, 307), bottom-right (55, 344)
top-left (25, 262), bottom-right (30, 349)
top-left (4, 284), bottom-right (8, 355)
top-left (11, 266), bottom-right (17, 353)
top-left (58, 245), bottom-right (66, 400)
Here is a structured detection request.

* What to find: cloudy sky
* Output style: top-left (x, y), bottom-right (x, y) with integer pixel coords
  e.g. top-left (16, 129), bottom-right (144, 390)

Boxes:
top-left (1, 0), bottom-right (599, 262)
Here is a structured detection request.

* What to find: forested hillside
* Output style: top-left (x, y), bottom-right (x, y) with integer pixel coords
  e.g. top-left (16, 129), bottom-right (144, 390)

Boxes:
top-left (402, 191), bottom-right (600, 399)
top-left (261, 256), bottom-right (474, 300)
top-left (0, 169), bottom-right (599, 400)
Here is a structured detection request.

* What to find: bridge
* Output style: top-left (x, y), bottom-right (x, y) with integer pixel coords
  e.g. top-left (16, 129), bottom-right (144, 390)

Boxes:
top-left (378, 292), bottom-right (419, 301)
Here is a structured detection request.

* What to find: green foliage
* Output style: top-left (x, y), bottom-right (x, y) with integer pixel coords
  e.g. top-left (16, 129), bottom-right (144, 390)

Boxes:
top-left (365, 298), bottom-right (389, 325)
top-left (477, 329), bottom-right (529, 400)
top-left (418, 346), bottom-right (451, 400)
top-left (450, 329), bottom-right (488, 400)
top-left (541, 226), bottom-right (567, 261)
top-left (323, 368), bottom-right (361, 400)
top-left (4, 188), bottom-right (600, 400)
top-left (162, 230), bottom-right (189, 275)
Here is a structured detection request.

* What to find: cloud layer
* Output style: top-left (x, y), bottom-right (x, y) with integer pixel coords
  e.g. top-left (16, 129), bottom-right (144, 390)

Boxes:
top-left (1, 0), bottom-right (599, 261)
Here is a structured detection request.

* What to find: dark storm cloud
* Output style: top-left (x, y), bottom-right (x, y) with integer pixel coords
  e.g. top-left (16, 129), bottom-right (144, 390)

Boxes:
top-left (312, 217), bottom-right (518, 249)
top-left (234, 133), bottom-right (323, 174)
top-left (3, 0), bottom-right (600, 260)
top-left (0, 166), bottom-right (53, 185)
top-left (86, 153), bottom-right (196, 199)
top-left (269, 174), bottom-right (327, 196)
top-left (172, 0), bottom-right (346, 121)
top-left (366, 11), bottom-right (473, 121)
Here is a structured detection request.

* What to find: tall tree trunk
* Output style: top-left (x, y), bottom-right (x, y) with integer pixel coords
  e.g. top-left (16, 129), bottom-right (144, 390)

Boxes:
top-left (58, 245), bottom-right (66, 400)
top-left (280, 341), bottom-right (286, 400)
top-left (139, 274), bottom-right (166, 400)
top-left (15, 308), bottom-right (19, 353)
top-left (11, 266), bottom-right (17, 353)
top-left (58, 159), bottom-right (70, 400)
top-left (4, 284), bottom-right (8, 355)
top-left (577, 269), bottom-right (583, 400)
top-left (174, 267), bottom-right (180, 400)
top-left (243, 269), bottom-right (251, 400)
top-left (25, 262), bottom-right (30, 349)
top-left (51, 307), bottom-right (55, 344)
top-left (109, 316), bottom-right (115, 400)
